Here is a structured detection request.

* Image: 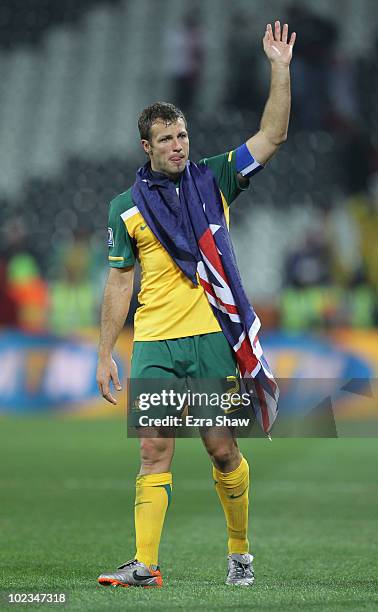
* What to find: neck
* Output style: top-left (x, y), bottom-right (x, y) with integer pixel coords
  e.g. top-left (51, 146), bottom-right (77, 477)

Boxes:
top-left (150, 164), bottom-right (182, 182)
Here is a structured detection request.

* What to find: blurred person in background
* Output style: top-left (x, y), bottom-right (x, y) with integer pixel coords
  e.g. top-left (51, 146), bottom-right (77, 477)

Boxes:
top-left (0, 216), bottom-right (48, 331)
top-left (226, 12), bottom-right (264, 113)
top-left (0, 259), bottom-right (18, 327)
top-left (49, 231), bottom-right (99, 334)
top-left (282, 224), bottom-right (340, 329)
top-left (287, 3), bottom-right (337, 130)
top-left (164, 12), bottom-right (205, 114)
top-left (281, 199), bottom-right (378, 330)
top-left (284, 228), bottom-right (333, 289)
top-left (96, 21), bottom-right (295, 589)
top-left (7, 253), bottom-right (49, 333)
top-left (349, 192), bottom-right (378, 290)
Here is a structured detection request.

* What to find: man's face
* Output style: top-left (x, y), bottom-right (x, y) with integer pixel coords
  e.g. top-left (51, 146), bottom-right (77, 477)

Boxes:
top-left (141, 118), bottom-right (189, 178)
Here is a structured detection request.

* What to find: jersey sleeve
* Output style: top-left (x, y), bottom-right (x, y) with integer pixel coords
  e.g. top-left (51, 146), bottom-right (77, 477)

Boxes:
top-left (107, 196), bottom-right (136, 268)
top-left (200, 150), bottom-right (249, 206)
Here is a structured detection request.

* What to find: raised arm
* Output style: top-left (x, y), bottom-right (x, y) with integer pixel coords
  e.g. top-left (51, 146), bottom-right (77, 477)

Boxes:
top-left (244, 21), bottom-right (296, 167)
top-left (97, 266), bottom-right (134, 404)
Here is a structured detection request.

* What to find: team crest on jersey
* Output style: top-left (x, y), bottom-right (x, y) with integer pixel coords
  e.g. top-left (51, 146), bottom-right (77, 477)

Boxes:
top-left (107, 228), bottom-right (114, 247)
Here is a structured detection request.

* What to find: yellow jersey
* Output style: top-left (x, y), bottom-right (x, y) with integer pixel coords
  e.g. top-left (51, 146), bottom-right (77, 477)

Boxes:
top-left (107, 151), bottom-right (248, 341)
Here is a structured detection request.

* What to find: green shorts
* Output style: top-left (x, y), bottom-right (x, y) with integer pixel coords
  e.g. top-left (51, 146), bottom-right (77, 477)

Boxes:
top-left (130, 331), bottom-right (237, 379)
top-left (128, 332), bottom-right (245, 428)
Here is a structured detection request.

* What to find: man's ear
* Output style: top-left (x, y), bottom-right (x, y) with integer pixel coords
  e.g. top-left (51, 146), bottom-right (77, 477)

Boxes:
top-left (141, 139), bottom-right (151, 156)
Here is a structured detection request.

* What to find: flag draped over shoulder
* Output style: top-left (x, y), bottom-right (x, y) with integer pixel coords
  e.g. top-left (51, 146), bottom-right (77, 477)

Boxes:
top-left (132, 160), bottom-right (279, 433)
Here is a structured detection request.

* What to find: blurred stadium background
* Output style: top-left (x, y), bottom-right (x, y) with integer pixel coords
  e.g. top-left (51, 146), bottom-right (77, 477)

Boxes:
top-left (1, 1), bottom-right (377, 609)
top-left (1, 0), bottom-right (378, 417)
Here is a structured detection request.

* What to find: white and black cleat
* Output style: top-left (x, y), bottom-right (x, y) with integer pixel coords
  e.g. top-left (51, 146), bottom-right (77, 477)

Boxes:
top-left (226, 553), bottom-right (255, 586)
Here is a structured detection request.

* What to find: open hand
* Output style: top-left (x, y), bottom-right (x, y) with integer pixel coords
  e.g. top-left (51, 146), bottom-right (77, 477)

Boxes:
top-left (97, 355), bottom-right (122, 405)
top-left (263, 21), bottom-right (296, 65)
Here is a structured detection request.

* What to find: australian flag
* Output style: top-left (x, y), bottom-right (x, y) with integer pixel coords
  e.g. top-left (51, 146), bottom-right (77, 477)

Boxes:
top-left (133, 159), bottom-right (279, 434)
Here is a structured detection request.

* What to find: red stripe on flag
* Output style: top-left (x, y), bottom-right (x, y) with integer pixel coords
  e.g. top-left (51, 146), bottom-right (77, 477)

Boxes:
top-left (235, 337), bottom-right (259, 373)
top-left (199, 278), bottom-right (239, 314)
top-left (198, 228), bottom-right (228, 284)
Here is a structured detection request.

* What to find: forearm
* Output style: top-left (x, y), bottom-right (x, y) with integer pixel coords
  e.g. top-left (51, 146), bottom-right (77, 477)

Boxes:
top-left (245, 63), bottom-right (291, 164)
top-left (244, 21), bottom-right (295, 165)
top-left (98, 270), bottom-right (133, 357)
top-left (260, 63), bottom-right (291, 145)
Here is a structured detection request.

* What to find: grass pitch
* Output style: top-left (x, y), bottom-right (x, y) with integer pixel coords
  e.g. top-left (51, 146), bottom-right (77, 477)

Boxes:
top-left (1, 416), bottom-right (377, 611)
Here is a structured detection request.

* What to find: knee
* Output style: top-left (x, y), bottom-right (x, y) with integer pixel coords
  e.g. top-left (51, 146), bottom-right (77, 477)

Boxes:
top-left (207, 442), bottom-right (240, 472)
top-left (139, 438), bottom-right (172, 470)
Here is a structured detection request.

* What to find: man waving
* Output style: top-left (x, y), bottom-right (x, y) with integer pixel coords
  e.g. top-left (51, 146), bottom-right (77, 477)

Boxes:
top-left (97, 21), bottom-right (296, 589)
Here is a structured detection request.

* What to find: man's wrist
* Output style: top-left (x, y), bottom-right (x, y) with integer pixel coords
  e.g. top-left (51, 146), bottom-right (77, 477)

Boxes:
top-left (98, 346), bottom-right (113, 360)
top-left (269, 61), bottom-right (290, 72)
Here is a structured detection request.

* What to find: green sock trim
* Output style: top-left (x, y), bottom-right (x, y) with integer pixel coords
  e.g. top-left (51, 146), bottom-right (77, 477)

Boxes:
top-left (156, 483), bottom-right (172, 506)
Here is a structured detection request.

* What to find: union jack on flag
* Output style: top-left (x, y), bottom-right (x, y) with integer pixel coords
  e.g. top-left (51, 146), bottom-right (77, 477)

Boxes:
top-left (196, 215), bottom-right (279, 435)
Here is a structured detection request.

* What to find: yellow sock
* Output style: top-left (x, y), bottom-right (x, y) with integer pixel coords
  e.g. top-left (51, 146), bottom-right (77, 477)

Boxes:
top-left (134, 472), bottom-right (172, 567)
top-left (213, 456), bottom-right (249, 554)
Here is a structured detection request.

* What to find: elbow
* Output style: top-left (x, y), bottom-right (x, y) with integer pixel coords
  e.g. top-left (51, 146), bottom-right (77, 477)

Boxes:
top-left (261, 128), bottom-right (288, 148)
top-left (272, 131), bottom-right (288, 146)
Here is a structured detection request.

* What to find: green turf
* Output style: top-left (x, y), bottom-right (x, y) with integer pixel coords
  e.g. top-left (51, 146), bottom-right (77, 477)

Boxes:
top-left (1, 417), bottom-right (377, 611)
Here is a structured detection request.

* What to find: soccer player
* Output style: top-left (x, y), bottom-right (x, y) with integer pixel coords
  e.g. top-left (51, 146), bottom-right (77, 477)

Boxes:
top-left (97, 21), bottom-right (295, 588)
